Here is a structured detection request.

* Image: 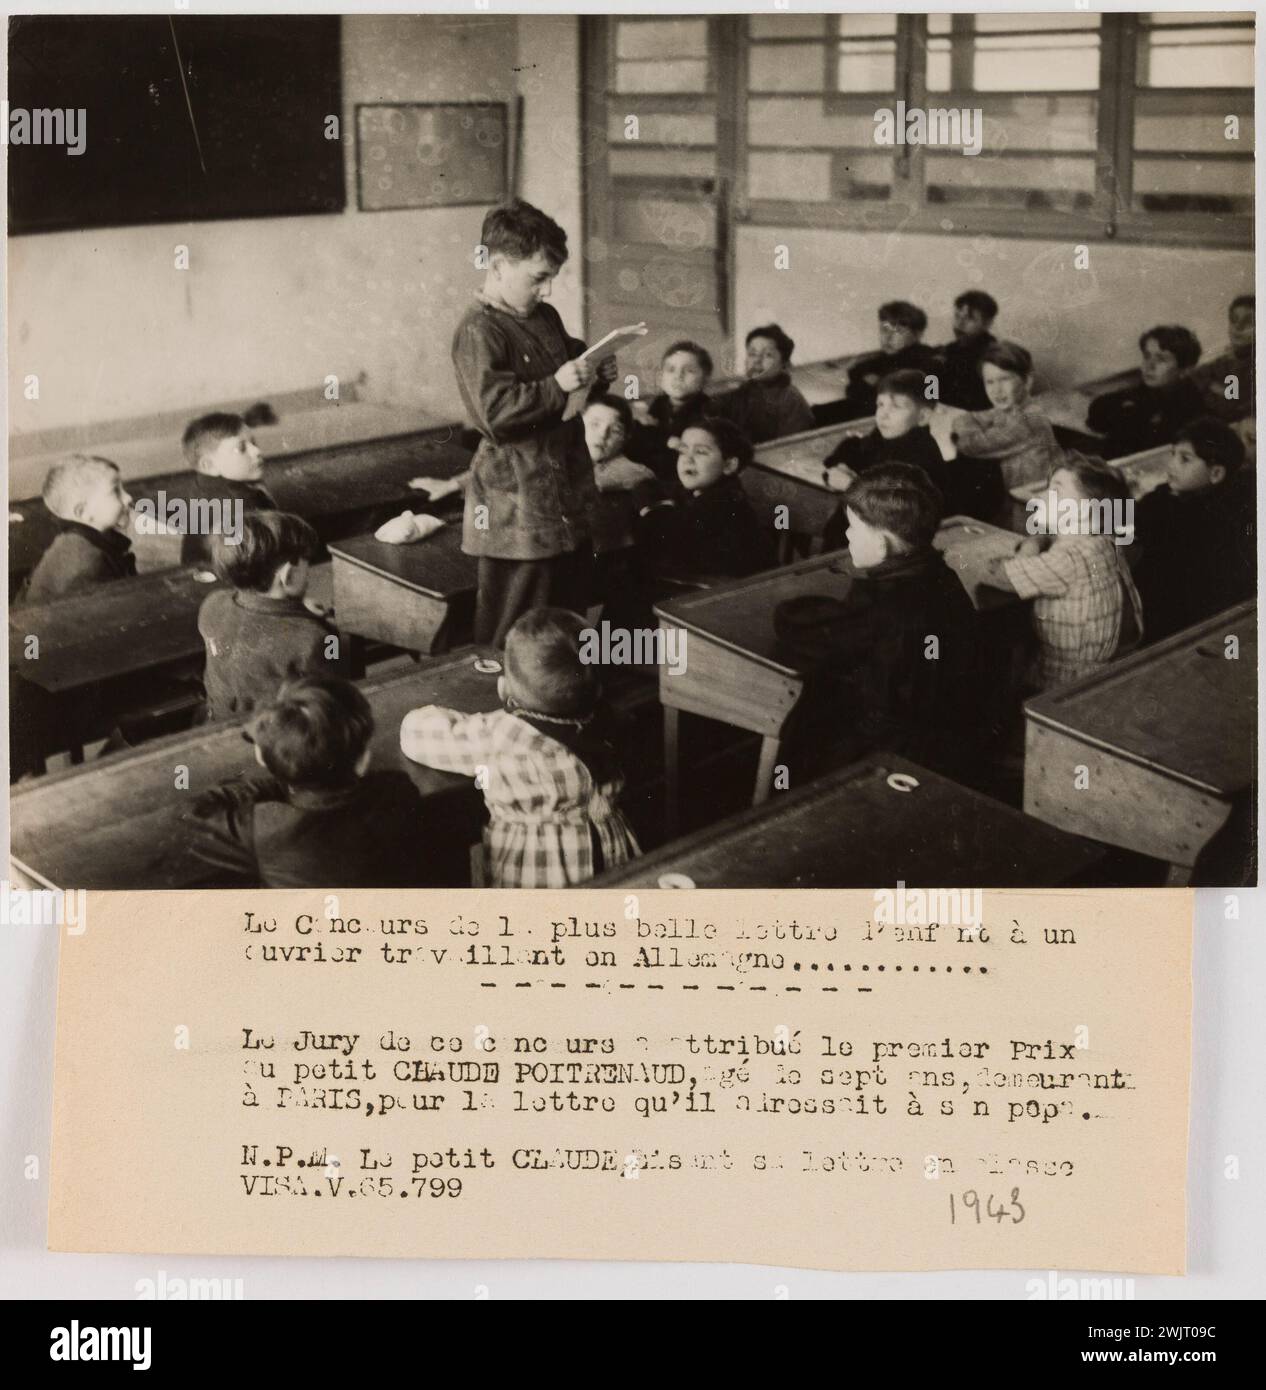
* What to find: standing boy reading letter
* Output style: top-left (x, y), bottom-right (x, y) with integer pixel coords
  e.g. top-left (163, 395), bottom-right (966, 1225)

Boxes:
top-left (448, 199), bottom-right (616, 649)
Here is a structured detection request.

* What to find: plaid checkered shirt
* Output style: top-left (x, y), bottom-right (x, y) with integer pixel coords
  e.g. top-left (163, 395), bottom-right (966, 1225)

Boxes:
top-left (400, 705), bottom-right (640, 888)
top-left (1003, 534), bottom-right (1144, 689)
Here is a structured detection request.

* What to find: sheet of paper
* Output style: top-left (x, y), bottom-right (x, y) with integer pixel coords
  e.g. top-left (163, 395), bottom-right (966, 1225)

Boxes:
top-left (562, 322), bottom-right (649, 420)
top-left (48, 888), bottom-right (1191, 1271)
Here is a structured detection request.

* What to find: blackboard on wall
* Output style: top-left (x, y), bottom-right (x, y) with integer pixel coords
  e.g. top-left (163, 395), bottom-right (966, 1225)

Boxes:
top-left (7, 15), bottom-right (344, 234)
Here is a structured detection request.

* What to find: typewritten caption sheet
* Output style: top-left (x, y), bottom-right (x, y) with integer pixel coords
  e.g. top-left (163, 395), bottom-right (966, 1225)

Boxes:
top-left (48, 888), bottom-right (1191, 1272)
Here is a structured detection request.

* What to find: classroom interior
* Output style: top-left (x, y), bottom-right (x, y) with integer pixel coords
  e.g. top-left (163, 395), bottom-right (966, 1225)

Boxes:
top-left (5, 12), bottom-right (1258, 890)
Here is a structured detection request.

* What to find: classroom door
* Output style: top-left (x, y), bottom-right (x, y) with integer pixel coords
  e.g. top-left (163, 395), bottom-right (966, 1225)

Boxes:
top-left (580, 15), bottom-right (739, 392)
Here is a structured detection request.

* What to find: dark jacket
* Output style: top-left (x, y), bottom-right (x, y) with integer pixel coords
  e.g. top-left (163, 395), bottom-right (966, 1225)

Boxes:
top-left (844, 343), bottom-right (941, 419)
top-left (16, 519), bottom-right (136, 606)
top-left (635, 474), bottom-right (774, 581)
top-left (1132, 476), bottom-right (1256, 642)
top-left (715, 372), bottom-right (815, 444)
top-left (773, 547), bottom-right (982, 774)
top-left (935, 333), bottom-right (996, 411)
top-left (198, 588), bottom-right (348, 721)
top-left (176, 473), bottom-right (277, 568)
top-left (1086, 378), bottom-right (1204, 458)
top-left (627, 392), bottom-right (714, 483)
top-left (821, 426), bottom-right (987, 548)
top-left (451, 298), bottom-right (596, 561)
top-left (1191, 348), bottom-right (1255, 424)
top-left (185, 770), bottom-right (430, 888)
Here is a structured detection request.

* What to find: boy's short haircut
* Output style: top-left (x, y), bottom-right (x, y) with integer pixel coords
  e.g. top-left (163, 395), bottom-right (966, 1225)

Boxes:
top-left (982, 339), bottom-right (1033, 378)
top-left (954, 289), bottom-right (999, 323)
top-left (481, 197), bottom-right (569, 269)
top-left (878, 300), bottom-right (928, 334)
top-left (249, 676), bottom-right (373, 789)
top-left (504, 607), bottom-right (596, 717)
top-left (876, 368), bottom-right (931, 406)
top-left (662, 338), bottom-right (714, 379)
top-left (1230, 293), bottom-right (1255, 314)
top-left (1139, 324), bottom-right (1202, 369)
top-left (692, 415), bottom-right (755, 471)
top-left (746, 323), bottom-right (795, 364)
top-left (42, 454), bottom-right (120, 517)
top-left (1174, 415), bottom-right (1246, 477)
top-left (182, 403), bottom-right (273, 466)
top-left (841, 462), bottom-right (943, 551)
top-left (211, 510), bottom-right (319, 592)
top-left (183, 411), bottom-right (246, 467)
top-left (1056, 451), bottom-right (1132, 506)
top-left (584, 394), bottom-right (633, 432)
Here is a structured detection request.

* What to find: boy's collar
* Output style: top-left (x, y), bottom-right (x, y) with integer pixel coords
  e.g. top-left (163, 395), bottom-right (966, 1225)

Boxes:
top-left (54, 516), bottom-right (132, 552)
top-left (856, 545), bottom-right (938, 581)
top-left (286, 781), bottom-right (363, 810)
top-left (194, 472), bottom-right (267, 495)
top-left (233, 590), bottom-right (311, 615)
top-left (476, 289), bottom-right (535, 321)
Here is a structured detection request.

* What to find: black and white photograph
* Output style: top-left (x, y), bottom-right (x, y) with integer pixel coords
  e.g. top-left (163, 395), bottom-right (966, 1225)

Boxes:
top-left (5, 6), bottom-right (1258, 890)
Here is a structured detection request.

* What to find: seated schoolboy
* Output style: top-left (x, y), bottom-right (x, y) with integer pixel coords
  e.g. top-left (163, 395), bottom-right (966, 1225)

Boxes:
top-left (584, 395), bottom-right (656, 625)
top-left (1192, 293), bottom-right (1255, 429)
top-left (400, 607), bottom-right (640, 887)
top-left (178, 408), bottom-right (277, 567)
top-left (1086, 325), bottom-right (1204, 458)
top-left (198, 511), bottom-right (347, 721)
top-left (627, 339), bottom-right (716, 482)
top-left (843, 301), bottom-right (940, 420)
top-left (715, 324), bottom-right (815, 444)
top-left (1131, 416), bottom-right (1255, 643)
top-left (17, 454), bottom-right (135, 605)
top-left (633, 417), bottom-right (774, 581)
top-left (821, 368), bottom-right (980, 548)
top-left (930, 339), bottom-right (1061, 512)
top-left (185, 676), bottom-right (430, 888)
top-left (985, 453), bottom-right (1142, 691)
top-left (935, 289), bottom-right (998, 412)
top-left (773, 463), bottom-right (982, 777)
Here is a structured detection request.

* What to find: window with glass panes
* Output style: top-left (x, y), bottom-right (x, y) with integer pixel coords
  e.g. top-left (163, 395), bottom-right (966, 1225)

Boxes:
top-left (737, 11), bottom-right (1253, 246)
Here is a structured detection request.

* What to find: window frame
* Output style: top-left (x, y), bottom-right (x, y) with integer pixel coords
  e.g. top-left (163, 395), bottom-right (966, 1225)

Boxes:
top-left (735, 11), bottom-right (1253, 249)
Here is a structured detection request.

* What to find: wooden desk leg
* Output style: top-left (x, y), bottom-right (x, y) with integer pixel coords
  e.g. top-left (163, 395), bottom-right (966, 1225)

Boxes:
top-left (663, 706), bottom-right (680, 839)
top-left (1164, 863), bottom-right (1193, 888)
top-left (753, 735), bottom-right (780, 806)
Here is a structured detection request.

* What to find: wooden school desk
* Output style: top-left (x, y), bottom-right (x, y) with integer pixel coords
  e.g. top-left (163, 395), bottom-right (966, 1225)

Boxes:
top-left (8, 564), bottom-right (336, 766)
top-left (790, 355), bottom-right (857, 407)
top-left (7, 426), bottom-right (472, 593)
top-left (9, 398), bottom-right (448, 499)
top-left (742, 418), bottom-right (875, 541)
top-left (9, 564), bottom-right (334, 697)
top-left (8, 648), bottom-right (504, 892)
top-left (1023, 600), bottom-right (1257, 884)
top-left (328, 526), bottom-right (477, 655)
top-left (1009, 443), bottom-right (1171, 511)
top-left (652, 519), bottom-right (1023, 826)
top-left (591, 754), bottom-right (1104, 888)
